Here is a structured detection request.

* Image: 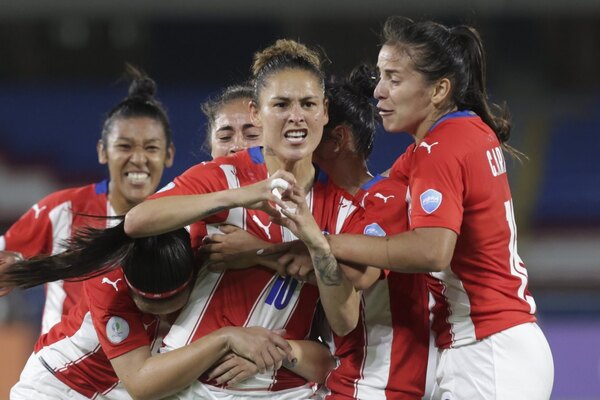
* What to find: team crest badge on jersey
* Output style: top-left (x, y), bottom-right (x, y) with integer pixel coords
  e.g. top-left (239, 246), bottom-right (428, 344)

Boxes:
top-left (156, 181), bottom-right (175, 193)
top-left (106, 316), bottom-right (130, 344)
top-left (420, 189), bottom-right (442, 214)
top-left (363, 223), bottom-right (386, 237)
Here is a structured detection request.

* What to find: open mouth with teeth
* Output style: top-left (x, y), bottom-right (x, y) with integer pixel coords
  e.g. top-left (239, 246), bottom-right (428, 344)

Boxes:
top-left (125, 172), bottom-right (150, 185)
top-left (284, 129), bottom-right (308, 144)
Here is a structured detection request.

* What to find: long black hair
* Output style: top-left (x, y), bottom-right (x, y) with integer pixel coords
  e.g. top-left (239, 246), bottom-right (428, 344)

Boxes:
top-left (0, 222), bottom-right (195, 297)
top-left (325, 64), bottom-right (380, 159)
top-left (382, 16), bottom-right (523, 159)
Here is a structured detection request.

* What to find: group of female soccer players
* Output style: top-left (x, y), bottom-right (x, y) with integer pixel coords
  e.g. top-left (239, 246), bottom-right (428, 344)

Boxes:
top-left (0, 15), bottom-right (554, 400)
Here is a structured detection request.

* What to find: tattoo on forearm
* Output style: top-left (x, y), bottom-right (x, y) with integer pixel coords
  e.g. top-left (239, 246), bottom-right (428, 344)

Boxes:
top-left (313, 253), bottom-right (343, 285)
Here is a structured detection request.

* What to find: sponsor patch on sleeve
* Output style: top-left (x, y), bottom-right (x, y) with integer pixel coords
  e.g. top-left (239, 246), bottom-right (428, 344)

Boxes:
top-left (363, 222), bottom-right (386, 237)
top-left (106, 316), bottom-right (130, 344)
top-left (419, 189), bottom-right (442, 214)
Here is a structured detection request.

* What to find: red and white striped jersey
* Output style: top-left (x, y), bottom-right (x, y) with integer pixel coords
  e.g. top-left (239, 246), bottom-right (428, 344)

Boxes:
top-left (391, 111), bottom-right (537, 349)
top-left (33, 269), bottom-right (164, 399)
top-left (153, 147), bottom-right (348, 394)
top-left (0, 180), bottom-right (116, 333)
top-left (322, 176), bottom-right (430, 400)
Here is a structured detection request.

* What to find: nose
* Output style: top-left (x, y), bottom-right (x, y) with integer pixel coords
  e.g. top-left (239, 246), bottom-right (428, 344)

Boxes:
top-left (287, 103), bottom-right (305, 124)
top-left (374, 79), bottom-right (386, 100)
top-left (129, 146), bottom-right (147, 164)
top-left (228, 134), bottom-right (244, 154)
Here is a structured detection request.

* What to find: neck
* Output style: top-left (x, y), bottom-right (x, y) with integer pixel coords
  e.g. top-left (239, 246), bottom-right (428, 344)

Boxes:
top-left (264, 149), bottom-right (316, 191)
top-left (107, 183), bottom-right (134, 215)
top-left (318, 154), bottom-right (372, 195)
top-left (413, 105), bottom-right (458, 144)
top-left (108, 194), bottom-right (135, 215)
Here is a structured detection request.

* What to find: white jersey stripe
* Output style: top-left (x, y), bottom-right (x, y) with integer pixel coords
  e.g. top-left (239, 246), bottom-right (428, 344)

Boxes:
top-left (37, 312), bottom-right (101, 372)
top-left (219, 165), bottom-right (246, 229)
top-left (505, 200), bottom-right (536, 313)
top-left (355, 281), bottom-right (394, 400)
top-left (41, 201), bottom-right (73, 334)
top-left (162, 268), bottom-right (224, 350)
top-left (430, 268), bottom-right (476, 347)
top-left (0, 235), bottom-right (5, 250)
top-left (335, 196), bottom-right (356, 234)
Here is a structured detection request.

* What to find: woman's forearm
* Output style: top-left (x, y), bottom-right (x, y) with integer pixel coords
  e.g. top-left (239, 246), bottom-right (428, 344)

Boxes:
top-left (112, 330), bottom-right (230, 400)
top-left (308, 237), bottom-right (360, 337)
top-left (329, 228), bottom-right (456, 273)
top-left (124, 191), bottom-right (238, 238)
top-left (286, 340), bottom-right (335, 384)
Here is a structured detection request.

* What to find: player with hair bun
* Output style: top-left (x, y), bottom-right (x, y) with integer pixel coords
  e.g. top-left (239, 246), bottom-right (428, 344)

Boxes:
top-left (0, 65), bottom-right (175, 334)
top-left (124, 39), bottom-right (357, 399)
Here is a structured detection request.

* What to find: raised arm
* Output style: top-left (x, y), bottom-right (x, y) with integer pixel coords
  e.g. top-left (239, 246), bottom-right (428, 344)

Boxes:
top-left (124, 170), bottom-right (295, 238)
top-left (275, 187), bottom-right (360, 336)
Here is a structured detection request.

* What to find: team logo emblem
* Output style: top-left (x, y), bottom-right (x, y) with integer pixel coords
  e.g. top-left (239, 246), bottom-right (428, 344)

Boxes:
top-left (374, 193), bottom-right (395, 203)
top-left (363, 223), bottom-right (386, 237)
top-left (106, 316), bottom-right (130, 344)
top-left (101, 277), bottom-right (122, 291)
top-left (418, 141), bottom-right (439, 154)
top-left (32, 204), bottom-right (47, 219)
top-left (156, 181), bottom-right (175, 193)
top-left (252, 215), bottom-right (272, 240)
top-left (420, 189), bottom-right (442, 214)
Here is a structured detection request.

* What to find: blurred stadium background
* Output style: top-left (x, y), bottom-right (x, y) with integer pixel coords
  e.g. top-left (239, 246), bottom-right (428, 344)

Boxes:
top-left (0, 1), bottom-right (598, 398)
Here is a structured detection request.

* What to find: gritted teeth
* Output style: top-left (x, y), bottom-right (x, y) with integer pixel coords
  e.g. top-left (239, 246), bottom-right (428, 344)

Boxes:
top-left (126, 172), bottom-right (150, 183)
top-left (284, 130), bottom-right (307, 139)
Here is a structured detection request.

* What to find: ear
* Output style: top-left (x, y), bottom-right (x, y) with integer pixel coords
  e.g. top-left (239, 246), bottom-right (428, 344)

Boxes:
top-left (431, 78), bottom-right (452, 107)
top-left (97, 140), bottom-right (108, 164)
top-left (164, 143), bottom-right (175, 168)
top-left (249, 100), bottom-right (262, 127)
top-left (322, 97), bottom-right (330, 126)
top-left (328, 124), bottom-right (345, 152)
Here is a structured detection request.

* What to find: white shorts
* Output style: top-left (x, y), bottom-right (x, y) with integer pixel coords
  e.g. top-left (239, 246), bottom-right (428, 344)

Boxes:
top-left (11, 353), bottom-right (132, 400)
top-left (431, 322), bottom-right (554, 400)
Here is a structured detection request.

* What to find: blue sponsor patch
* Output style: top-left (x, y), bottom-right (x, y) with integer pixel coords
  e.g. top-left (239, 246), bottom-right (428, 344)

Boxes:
top-left (420, 189), bottom-right (442, 214)
top-left (363, 223), bottom-right (386, 237)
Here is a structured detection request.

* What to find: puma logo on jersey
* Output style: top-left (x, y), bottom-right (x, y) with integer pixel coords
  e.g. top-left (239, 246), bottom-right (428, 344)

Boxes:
top-left (374, 193), bottom-right (395, 203)
top-left (102, 277), bottom-right (122, 291)
top-left (32, 204), bottom-right (47, 219)
top-left (252, 215), bottom-right (272, 240)
top-left (419, 141), bottom-right (439, 154)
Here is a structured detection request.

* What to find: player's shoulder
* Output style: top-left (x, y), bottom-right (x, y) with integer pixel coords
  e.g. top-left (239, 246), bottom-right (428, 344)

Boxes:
top-left (362, 176), bottom-right (406, 205)
top-left (31, 182), bottom-right (101, 215)
top-left (85, 268), bottom-right (126, 296)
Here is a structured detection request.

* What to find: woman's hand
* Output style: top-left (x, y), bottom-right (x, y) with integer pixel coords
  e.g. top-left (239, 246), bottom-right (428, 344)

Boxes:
top-left (201, 225), bottom-right (271, 271)
top-left (206, 353), bottom-right (259, 386)
top-left (272, 187), bottom-right (329, 252)
top-left (0, 251), bottom-right (24, 296)
top-left (234, 170), bottom-right (297, 219)
top-left (221, 326), bottom-right (292, 374)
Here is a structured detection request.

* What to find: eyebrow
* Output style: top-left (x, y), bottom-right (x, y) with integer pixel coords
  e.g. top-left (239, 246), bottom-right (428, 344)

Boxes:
top-left (242, 123), bottom-right (257, 130)
top-left (270, 96), bottom-right (320, 101)
top-left (215, 125), bottom-right (235, 132)
top-left (380, 68), bottom-right (400, 75)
